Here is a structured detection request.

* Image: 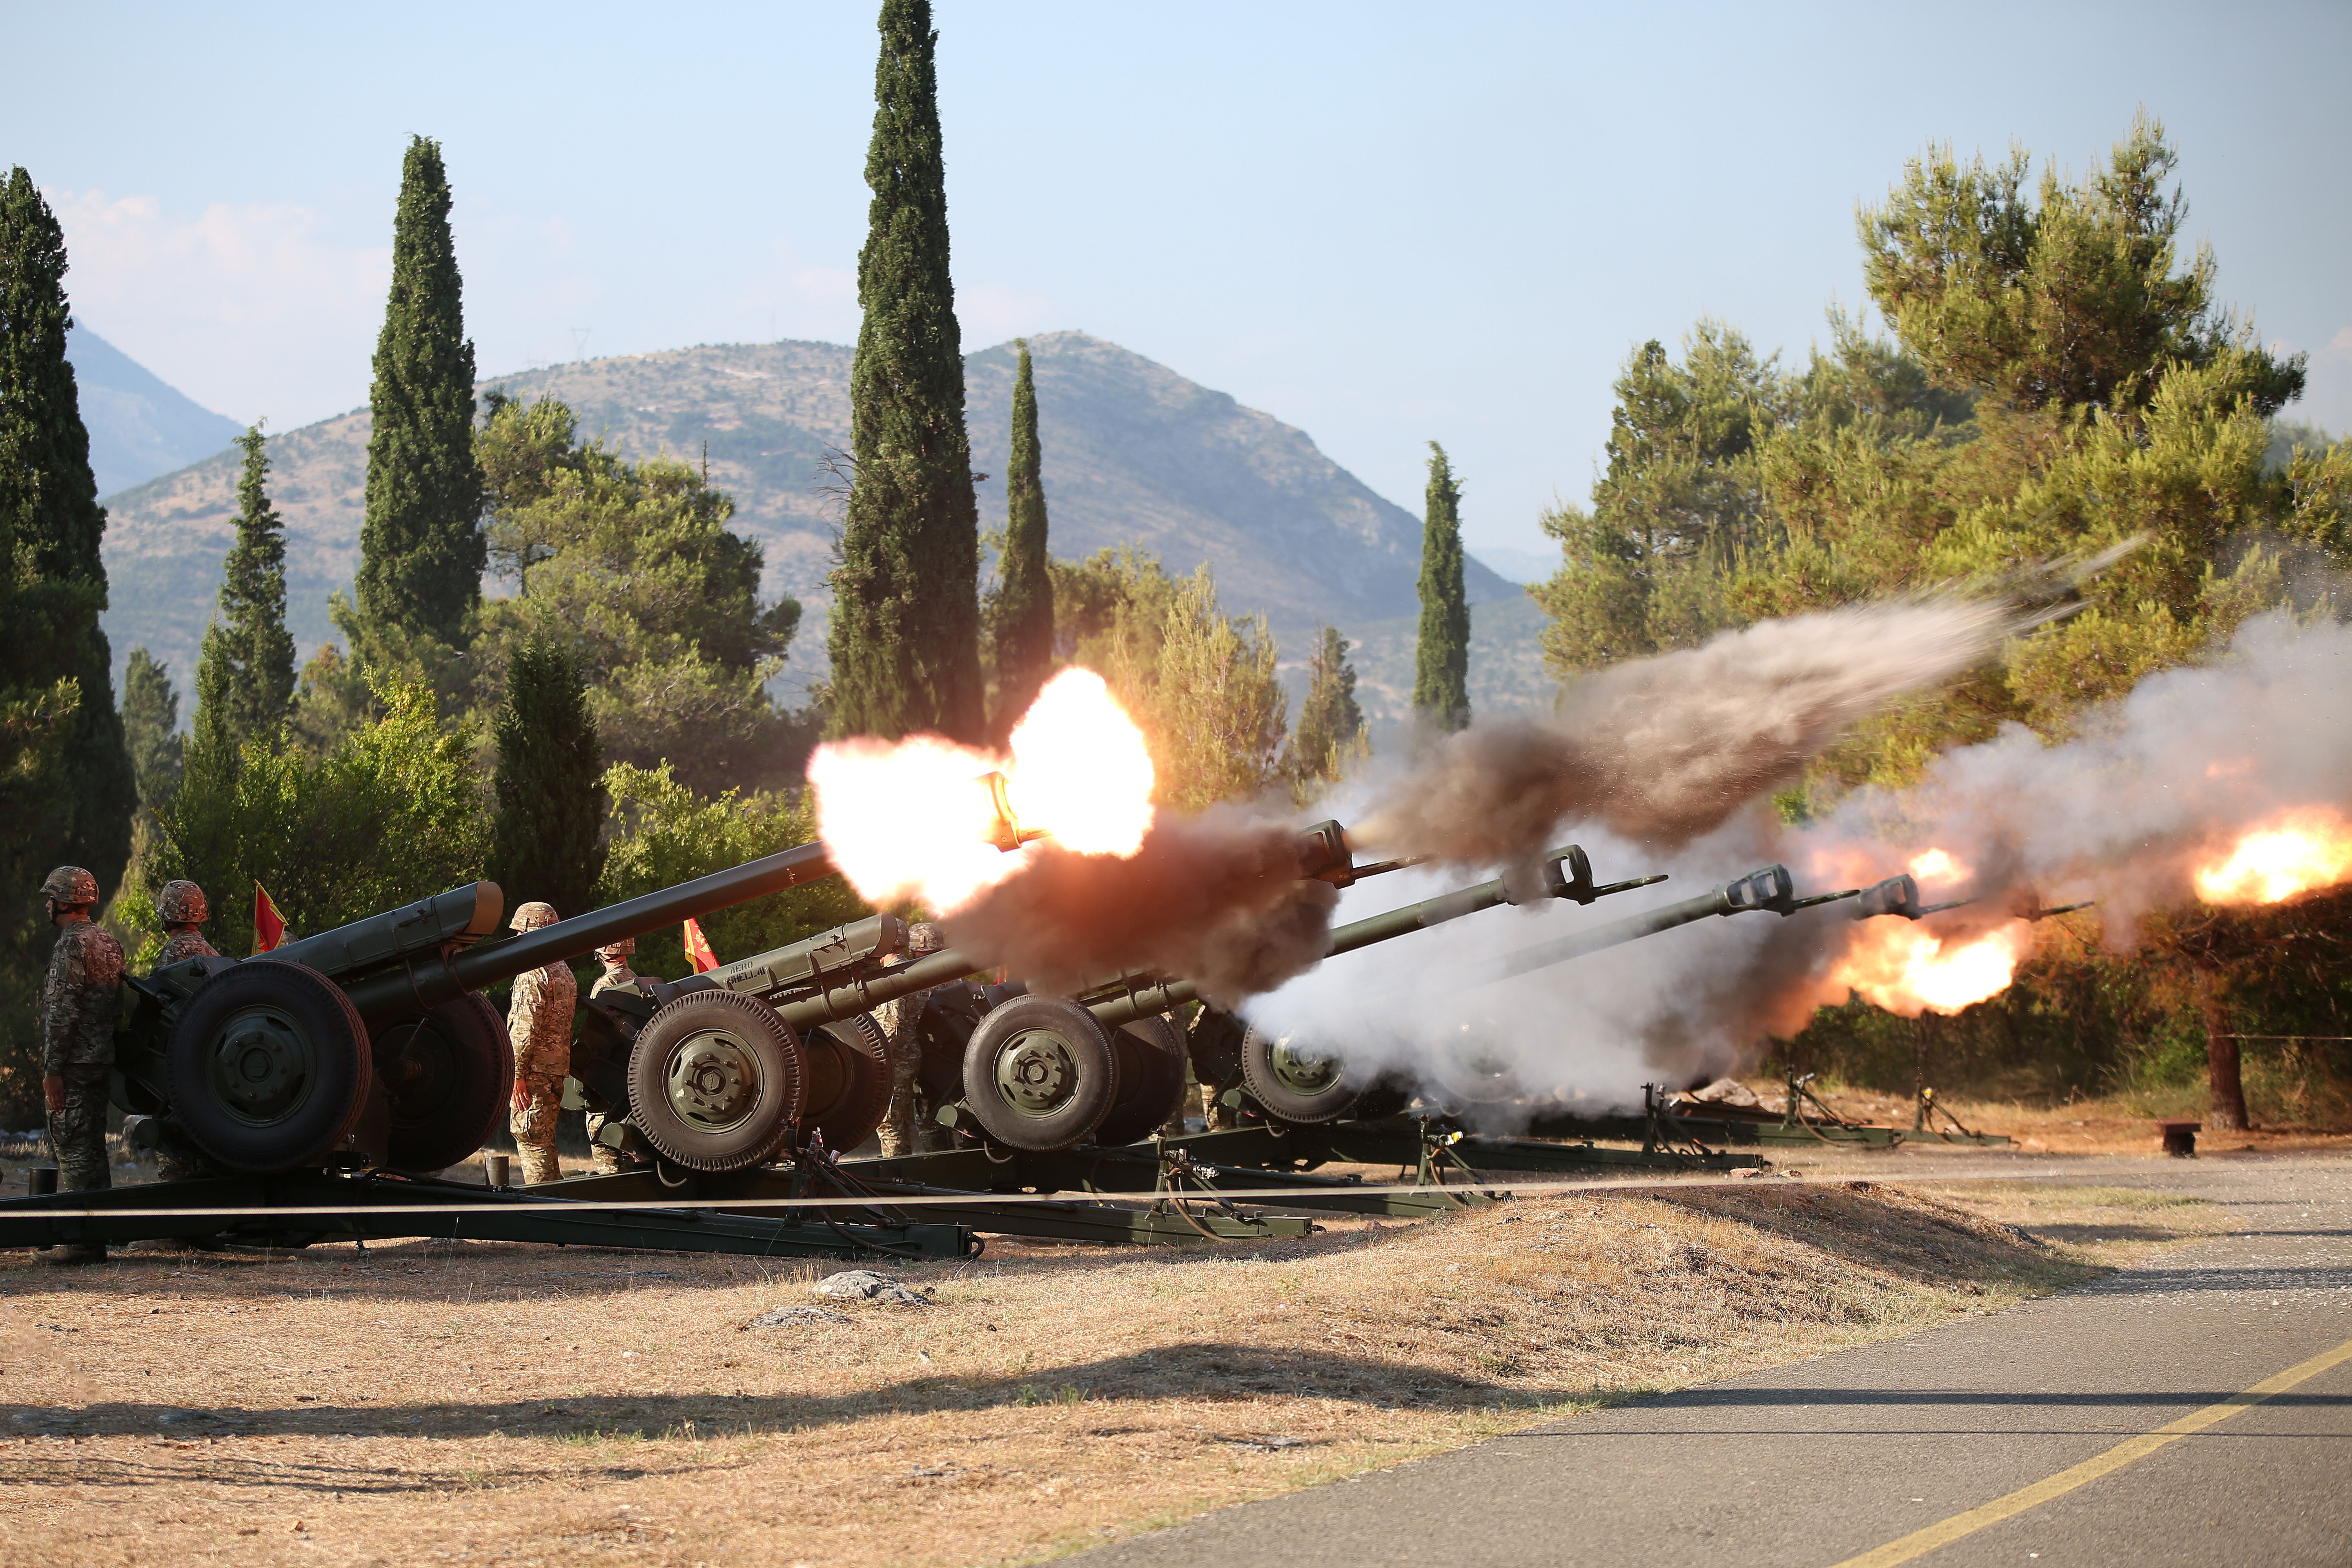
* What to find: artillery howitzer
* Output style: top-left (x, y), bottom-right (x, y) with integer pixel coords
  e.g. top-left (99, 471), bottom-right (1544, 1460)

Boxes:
top-left (566, 831), bottom-right (1666, 1165)
top-left (108, 844), bottom-right (841, 1177)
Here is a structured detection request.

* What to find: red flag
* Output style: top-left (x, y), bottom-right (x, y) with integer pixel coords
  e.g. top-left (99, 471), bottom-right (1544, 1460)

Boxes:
top-left (254, 883), bottom-right (286, 954)
top-left (682, 917), bottom-right (718, 973)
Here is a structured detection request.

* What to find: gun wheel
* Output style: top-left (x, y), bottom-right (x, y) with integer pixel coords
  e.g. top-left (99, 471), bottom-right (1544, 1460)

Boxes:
top-left (374, 994), bottom-right (513, 1174)
top-left (627, 991), bottom-right (807, 1172)
top-left (165, 960), bottom-right (371, 1173)
top-left (1091, 1015), bottom-right (1189, 1146)
top-left (802, 1013), bottom-right (893, 1154)
top-left (960, 996), bottom-right (1120, 1152)
top-left (1240, 1024), bottom-right (1379, 1124)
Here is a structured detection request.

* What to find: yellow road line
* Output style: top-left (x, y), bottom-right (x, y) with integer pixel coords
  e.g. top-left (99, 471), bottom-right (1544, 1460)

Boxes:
top-left (1829, 1334), bottom-right (2352, 1568)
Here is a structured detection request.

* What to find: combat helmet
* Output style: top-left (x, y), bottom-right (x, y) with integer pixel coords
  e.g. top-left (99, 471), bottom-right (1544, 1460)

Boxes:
top-left (39, 866), bottom-right (98, 908)
top-left (905, 921), bottom-right (945, 956)
top-left (510, 901), bottom-right (559, 931)
top-left (595, 935), bottom-right (637, 962)
top-left (156, 879), bottom-right (209, 925)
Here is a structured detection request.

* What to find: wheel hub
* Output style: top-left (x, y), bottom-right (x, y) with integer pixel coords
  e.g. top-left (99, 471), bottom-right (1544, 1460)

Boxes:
top-left (1267, 1033), bottom-right (1340, 1095)
top-left (207, 1007), bottom-right (314, 1124)
top-left (994, 1030), bottom-right (1078, 1116)
top-left (668, 1032), bottom-right (761, 1131)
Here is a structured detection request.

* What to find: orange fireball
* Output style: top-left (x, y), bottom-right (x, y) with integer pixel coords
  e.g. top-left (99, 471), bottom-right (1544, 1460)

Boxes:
top-left (807, 668), bottom-right (1156, 913)
top-left (1829, 919), bottom-right (2033, 1017)
top-left (2192, 806), bottom-right (2352, 906)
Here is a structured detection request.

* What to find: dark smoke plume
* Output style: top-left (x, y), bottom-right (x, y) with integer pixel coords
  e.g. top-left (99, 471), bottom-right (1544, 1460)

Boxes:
top-left (946, 804), bottom-right (1339, 1003)
top-left (1355, 595), bottom-right (2034, 866)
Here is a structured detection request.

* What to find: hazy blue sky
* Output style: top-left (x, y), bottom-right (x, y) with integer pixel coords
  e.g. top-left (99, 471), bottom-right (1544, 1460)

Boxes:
top-left (7, 0), bottom-right (2347, 560)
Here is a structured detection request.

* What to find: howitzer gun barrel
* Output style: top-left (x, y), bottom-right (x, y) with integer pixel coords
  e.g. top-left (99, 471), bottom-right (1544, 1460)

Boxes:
top-left (339, 842), bottom-right (838, 1028)
top-left (1481, 864), bottom-right (1862, 987)
top-left (1082, 847), bottom-right (1667, 1030)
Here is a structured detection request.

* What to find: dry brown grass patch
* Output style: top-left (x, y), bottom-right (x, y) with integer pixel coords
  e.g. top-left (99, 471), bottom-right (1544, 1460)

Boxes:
top-left (0, 1177), bottom-right (2200, 1567)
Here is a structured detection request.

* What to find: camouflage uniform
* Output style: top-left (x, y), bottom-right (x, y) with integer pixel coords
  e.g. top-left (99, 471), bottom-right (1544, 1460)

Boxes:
top-left (584, 938), bottom-right (639, 1175)
top-left (874, 923), bottom-right (945, 1158)
top-left (38, 869), bottom-right (122, 1234)
top-left (504, 902), bottom-right (576, 1185)
top-left (142, 879), bottom-right (225, 1185)
top-left (154, 879), bottom-right (218, 969)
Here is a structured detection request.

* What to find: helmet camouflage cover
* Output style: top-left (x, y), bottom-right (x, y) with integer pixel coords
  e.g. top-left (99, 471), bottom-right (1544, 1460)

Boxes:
top-left (596, 936), bottom-right (637, 960)
top-left (156, 879), bottom-right (209, 925)
top-left (906, 921), bottom-right (945, 956)
top-left (40, 866), bottom-right (98, 907)
top-left (510, 901), bottom-right (559, 931)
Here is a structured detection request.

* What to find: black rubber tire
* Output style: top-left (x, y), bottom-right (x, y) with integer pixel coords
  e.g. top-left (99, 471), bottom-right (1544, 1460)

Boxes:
top-left (1428, 1043), bottom-right (1521, 1108)
top-left (915, 984), bottom-right (989, 1105)
top-left (374, 993), bottom-right (514, 1174)
top-left (1092, 1015), bottom-right (1190, 1147)
top-left (166, 960), bottom-right (371, 1173)
top-left (626, 991), bottom-right (807, 1172)
top-left (960, 995), bottom-right (1120, 1152)
top-left (802, 1012), bottom-right (893, 1154)
top-left (1186, 1007), bottom-right (1247, 1100)
top-left (1238, 1023), bottom-right (1377, 1124)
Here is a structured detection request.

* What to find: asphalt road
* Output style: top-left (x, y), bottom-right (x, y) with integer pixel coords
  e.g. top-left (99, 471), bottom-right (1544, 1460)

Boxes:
top-left (1079, 1154), bottom-right (2352, 1568)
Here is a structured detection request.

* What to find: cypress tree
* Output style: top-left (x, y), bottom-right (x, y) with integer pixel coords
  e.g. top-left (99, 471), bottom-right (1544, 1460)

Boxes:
top-left (1283, 626), bottom-right (1364, 787)
top-left (354, 136), bottom-right (485, 655)
top-left (0, 167), bottom-right (136, 890)
top-left (826, 0), bottom-right (985, 743)
top-left (1413, 441), bottom-right (1471, 733)
top-left (119, 649), bottom-right (183, 812)
top-left (193, 423), bottom-right (297, 751)
top-left (488, 639), bottom-right (607, 922)
top-left (990, 337), bottom-right (1054, 737)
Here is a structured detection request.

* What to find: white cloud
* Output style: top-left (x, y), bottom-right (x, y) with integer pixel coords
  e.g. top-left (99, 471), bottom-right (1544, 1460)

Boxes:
top-left (2332, 327), bottom-right (2352, 355)
top-left (48, 188), bottom-right (387, 427)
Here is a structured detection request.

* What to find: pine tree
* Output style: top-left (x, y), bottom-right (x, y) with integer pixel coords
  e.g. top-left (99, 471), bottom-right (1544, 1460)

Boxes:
top-left (1283, 626), bottom-right (1364, 789)
top-left (194, 423), bottom-right (297, 751)
top-left (826, 0), bottom-right (985, 743)
top-left (488, 639), bottom-right (607, 922)
top-left (1413, 441), bottom-right (1471, 733)
top-left (353, 136), bottom-right (485, 658)
top-left (119, 649), bottom-right (182, 811)
top-left (0, 167), bottom-right (136, 890)
top-left (990, 338), bottom-right (1054, 737)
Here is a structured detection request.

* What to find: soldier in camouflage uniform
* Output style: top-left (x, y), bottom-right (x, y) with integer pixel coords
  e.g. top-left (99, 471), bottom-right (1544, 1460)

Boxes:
top-left (504, 902), bottom-right (577, 1185)
top-left (873, 922), bottom-right (945, 1157)
top-left (153, 880), bottom-right (217, 969)
top-left (38, 866), bottom-right (122, 1264)
top-left (584, 938), bottom-right (640, 1174)
top-left (141, 881), bottom-right (223, 1189)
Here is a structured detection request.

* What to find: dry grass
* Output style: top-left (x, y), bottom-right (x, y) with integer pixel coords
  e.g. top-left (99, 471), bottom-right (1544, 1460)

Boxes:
top-left (0, 1174), bottom-right (2208, 1568)
top-left (1716, 1078), bottom-right (2352, 1159)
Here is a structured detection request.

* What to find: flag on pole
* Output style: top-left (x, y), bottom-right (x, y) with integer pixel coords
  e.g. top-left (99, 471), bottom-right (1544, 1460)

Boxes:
top-left (682, 917), bottom-right (718, 973)
top-left (254, 883), bottom-right (287, 954)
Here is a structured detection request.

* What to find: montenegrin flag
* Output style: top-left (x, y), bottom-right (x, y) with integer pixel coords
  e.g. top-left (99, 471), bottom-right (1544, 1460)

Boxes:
top-left (254, 883), bottom-right (287, 954)
top-left (682, 917), bottom-right (719, 973)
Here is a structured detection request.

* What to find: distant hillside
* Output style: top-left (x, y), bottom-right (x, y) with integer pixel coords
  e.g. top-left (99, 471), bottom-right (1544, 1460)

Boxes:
top-left (98, 331), bottom-right (1534, 715)
top-left (68, 327), bottom-right (244, 497)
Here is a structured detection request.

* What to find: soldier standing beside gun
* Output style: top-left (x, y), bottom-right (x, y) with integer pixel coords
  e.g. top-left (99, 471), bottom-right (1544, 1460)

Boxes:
top-left (36, 866), bottom-right (122, 1264)
top-left (584, 938), bottom-right (640, 1174)
top-left (505, 902), bottom-right (577, 1185)
top-left (153, 880), bottom-right (217, 968)
top-left (145, 880), bottom-right (220, 1186)
top-left (873, 922), bottom-right (945, 1157)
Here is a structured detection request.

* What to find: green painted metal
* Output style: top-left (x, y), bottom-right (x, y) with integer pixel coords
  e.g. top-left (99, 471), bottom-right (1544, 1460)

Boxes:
top-left (0, 1171), bottom-right (971, 1259)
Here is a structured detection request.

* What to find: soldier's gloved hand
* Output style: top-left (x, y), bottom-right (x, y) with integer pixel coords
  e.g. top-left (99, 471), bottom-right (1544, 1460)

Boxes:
top-left (42, 1075), bottom-right (64, 1115)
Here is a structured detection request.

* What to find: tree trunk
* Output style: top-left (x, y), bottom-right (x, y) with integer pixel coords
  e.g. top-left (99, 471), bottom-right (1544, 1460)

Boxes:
top-left (2196, 967), bottom-right (2249, 1131)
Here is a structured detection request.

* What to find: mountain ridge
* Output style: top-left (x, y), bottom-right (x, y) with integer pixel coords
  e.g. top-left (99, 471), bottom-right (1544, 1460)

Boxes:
top-left (96, 331), bottom-right (1547, 719)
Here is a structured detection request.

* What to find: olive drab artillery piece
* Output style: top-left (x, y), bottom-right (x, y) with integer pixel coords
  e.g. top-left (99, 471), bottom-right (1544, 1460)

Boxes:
top-left (109, 845), bottom-right (842, 1177)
